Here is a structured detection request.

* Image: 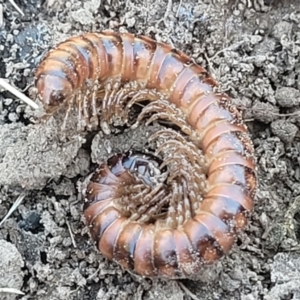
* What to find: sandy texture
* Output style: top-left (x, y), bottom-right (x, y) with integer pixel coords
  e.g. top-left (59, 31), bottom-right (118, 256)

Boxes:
top-left (0, 0), bottom-right (300, 299)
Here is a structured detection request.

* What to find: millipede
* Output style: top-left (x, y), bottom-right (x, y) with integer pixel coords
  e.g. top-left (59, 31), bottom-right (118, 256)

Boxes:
top-left (35, 30), bottom-right (257, 278)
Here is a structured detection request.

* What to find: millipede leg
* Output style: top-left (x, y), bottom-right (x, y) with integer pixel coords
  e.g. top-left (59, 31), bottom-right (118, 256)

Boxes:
top-left (90, 87), bottom-right (99, 128)
top-left (62, 95), bottom-right (74, 130)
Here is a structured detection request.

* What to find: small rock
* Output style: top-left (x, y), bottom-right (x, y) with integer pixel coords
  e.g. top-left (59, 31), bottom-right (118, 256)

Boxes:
top-left (252, 101), bottom-right (279, 123)
top-left (271, 119), bottom-right (298, 143)
top-left (272, 21), bottom-right (293, 41)
top-left (275, 87), bottom-right (300, 108)
top-left (0, 240), bottom-right (24, 300)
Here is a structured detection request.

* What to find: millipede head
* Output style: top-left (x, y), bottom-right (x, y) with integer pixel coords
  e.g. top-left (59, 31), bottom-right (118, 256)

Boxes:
top-left (107, 151), bottom-right (164, 187)
top-left (35, 73), bottom-right (73, 108)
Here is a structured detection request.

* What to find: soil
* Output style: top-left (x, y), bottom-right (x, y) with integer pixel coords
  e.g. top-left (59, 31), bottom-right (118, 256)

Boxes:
top-left (0, 0), bottom-right (300, 299)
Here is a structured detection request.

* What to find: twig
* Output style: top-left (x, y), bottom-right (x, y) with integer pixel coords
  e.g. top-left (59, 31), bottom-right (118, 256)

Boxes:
top-left (177, 282), bottom-right (201, 300)
top-left (0, 193), bottom-right (26, 227)
top-left (66, 220), bottom-right (77, 248)
top-left (0, 78), bottom-right (39, 110)
top-left (203, 52), bottom-right (216, 78)
top-left (263, 110), bottom-right (300, 117)
top-left (8, 0), bottom-right (24, 16)
top-left (176, 0), bottom-right (182, 17)
top-left (209, 40), bottom-right (245, 61)
top-left (87, 265), bottom-right (101, 281)
top-left (156, 0), bottom-right (173, 28)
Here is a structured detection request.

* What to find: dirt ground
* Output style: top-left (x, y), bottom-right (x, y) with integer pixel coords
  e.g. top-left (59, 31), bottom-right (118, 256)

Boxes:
top-left (0, 0), bottom-right (300, 299)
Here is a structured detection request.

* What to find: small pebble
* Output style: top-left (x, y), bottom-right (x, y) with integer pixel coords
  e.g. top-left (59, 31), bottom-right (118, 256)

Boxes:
top-left (271, 119), bottom-right (298, 143)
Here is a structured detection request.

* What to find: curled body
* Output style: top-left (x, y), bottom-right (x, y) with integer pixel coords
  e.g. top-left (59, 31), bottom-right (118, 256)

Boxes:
top-left (35, 31), bottom-right (257, 278)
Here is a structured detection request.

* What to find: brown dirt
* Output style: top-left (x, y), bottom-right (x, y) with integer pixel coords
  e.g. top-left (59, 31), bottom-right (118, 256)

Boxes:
top-left (0, 0), bottom-right (300, 299)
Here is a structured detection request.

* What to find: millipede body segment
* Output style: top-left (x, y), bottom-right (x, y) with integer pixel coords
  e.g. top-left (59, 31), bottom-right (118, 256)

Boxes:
top-left (35, 31), bottom-right (257, 278)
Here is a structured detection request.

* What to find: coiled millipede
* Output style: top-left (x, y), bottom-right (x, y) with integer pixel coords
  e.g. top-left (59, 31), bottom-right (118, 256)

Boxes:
top-left (35, 30), bottom-right (257, 278)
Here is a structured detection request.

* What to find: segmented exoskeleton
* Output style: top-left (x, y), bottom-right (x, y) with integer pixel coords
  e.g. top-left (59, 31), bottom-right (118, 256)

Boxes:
top-left (35, 31), bottom-right (257, 278)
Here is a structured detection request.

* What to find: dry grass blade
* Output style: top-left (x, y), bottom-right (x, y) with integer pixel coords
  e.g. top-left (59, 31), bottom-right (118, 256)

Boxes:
top-left (66, 219), bottom-right (77, 248)
top-left (0, 193), bottom-right (26, 227)
top-left (0, 78), bottom-right (39, 110)
top-left (0, 288), bottom-right (25, 295)
top-left (0, 4), bottom-right (3, 27)
top-left (177, 282), bottom-right (201, 300)
top-left (8, 0), bottom-right (24, 16)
